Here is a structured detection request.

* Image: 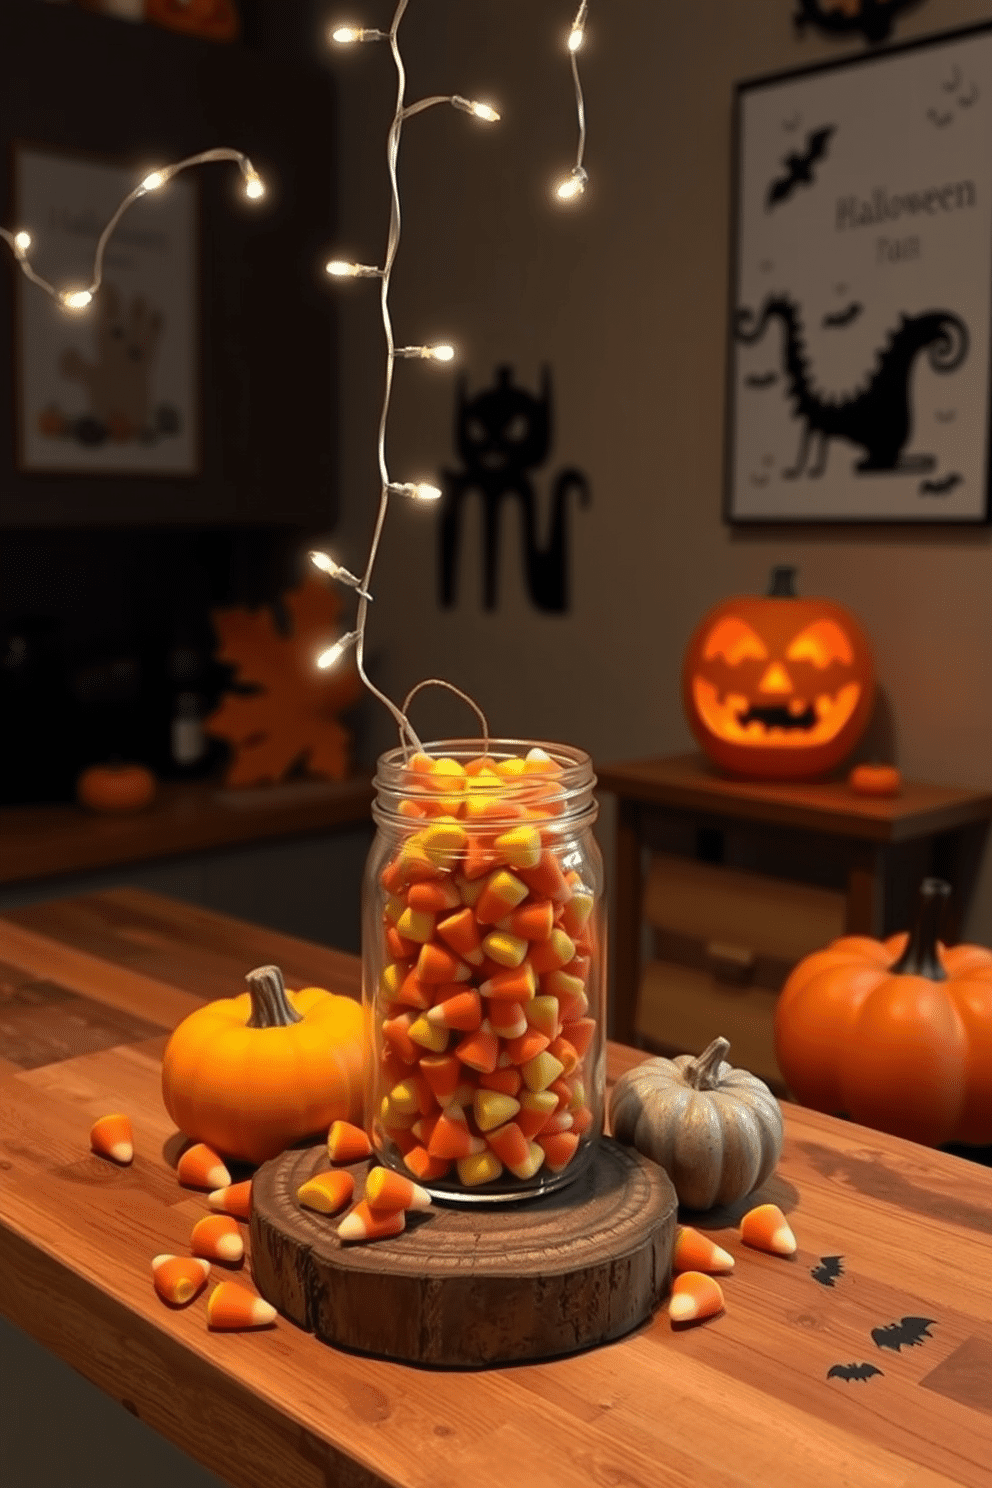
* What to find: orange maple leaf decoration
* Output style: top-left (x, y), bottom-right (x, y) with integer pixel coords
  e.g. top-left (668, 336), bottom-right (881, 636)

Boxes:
top-left (206, 574), bottom-right (362, 787)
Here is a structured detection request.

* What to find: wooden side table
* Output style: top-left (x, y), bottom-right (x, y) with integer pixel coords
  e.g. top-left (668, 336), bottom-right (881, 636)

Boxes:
top-left (596, 752), bottom-right (992, 1047)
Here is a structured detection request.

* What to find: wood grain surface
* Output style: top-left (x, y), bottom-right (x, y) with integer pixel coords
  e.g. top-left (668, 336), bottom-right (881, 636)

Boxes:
top-left (595, 751), bottom-right (992, 843)
top-left (1, 887), bottom-right (991, 1488)
top-left (251, 1141), bottom-right (677, 1366)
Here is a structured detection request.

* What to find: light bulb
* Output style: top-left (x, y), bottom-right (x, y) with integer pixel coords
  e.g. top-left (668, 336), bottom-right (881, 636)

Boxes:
top-left (244, 172), bottom-right (265, 200)
top-left (61, 289), bottom-right (93, 310)
top-left (13, 231), bottom-right (31, 254)
top-left (430, 344), bottom-right (455, 362)
top-left (393, 344), bottom-right (456, 361)
top-left (326, 260), bottom-right (381, 278)
top-left (317, 631), bottom-right (359, 670)
top-left (452, 96), bottom-right (500, 123)
top-left (141, 171), bottom-right (166, 192)
top-left (388, 481), bottom-right (442, 502)
top-left (310, 549), bottom-right (341, 576)
top-left (568, 26), bottom-right (585, 52)
top-left (556, 166), bottom-right (588, 201)
top-left (331, 25), bottom-right (385, 43)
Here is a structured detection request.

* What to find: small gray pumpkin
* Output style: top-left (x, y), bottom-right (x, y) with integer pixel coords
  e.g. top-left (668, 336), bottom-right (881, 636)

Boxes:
top-left (608, 1036), bottom-right (783, 1211)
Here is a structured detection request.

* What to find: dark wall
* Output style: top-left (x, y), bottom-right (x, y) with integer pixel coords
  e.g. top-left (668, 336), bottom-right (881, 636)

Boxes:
top-left (1, 1), bottom-right (347, 805)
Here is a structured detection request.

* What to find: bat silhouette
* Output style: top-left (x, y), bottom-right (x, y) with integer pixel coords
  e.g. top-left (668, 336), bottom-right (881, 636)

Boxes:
top-left (827, 1362), bottom-right (883, 1382)
top-left (943, 64), bottom-right (962, 92)
top-left (766, 126), bottom-right (835, 210)
top-left (750, 472), bottom-right (770, 488)
top-left (811, 1256), bottom-right (844, 1287)
top-left (871, 1317), bottom-right (936, 1352)
top-left (782, 111), bottom-right (801, 131)
top-left (919, 472), bottom-right (962, 495)
top-left (927, 108), bottom-right (954, 127)
top-left (745, 371), bottom-right (779, 389)
top-left (934, 409), bottom-right (956, 423)
top-left (958, 83), bottom-right (979, 107)
top-left (822, 303), bottom-right (862, 330)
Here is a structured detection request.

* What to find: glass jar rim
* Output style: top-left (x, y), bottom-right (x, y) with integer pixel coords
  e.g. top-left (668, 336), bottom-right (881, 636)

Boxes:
top-left (372, 736), bottom-right (598, 830)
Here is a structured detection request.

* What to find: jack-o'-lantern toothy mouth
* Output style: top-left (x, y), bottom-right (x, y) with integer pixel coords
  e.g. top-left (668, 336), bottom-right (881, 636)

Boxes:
top-left (692, 679), bottom-right (862, 748)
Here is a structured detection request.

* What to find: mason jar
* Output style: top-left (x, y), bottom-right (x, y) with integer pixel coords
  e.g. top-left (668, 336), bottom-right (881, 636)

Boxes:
top-left (362, 738), bottom-right (606, 1203)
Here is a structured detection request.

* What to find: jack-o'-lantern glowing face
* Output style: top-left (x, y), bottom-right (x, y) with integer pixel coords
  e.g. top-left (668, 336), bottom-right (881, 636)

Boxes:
top-left (682, 570), bottom-right (875, 780)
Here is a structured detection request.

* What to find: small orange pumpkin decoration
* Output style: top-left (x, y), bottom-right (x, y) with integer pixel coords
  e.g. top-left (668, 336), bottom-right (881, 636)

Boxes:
top-left (682, 567), bottom-right (875, 780)
top-left (848, 762), bottom-right (902, 797)
top-left (77, 761), bottom-right (157, 813)
top-left (774, 879), bottom-right (992, 1146)
top-left (161, 965), bottom-right (367, 1164)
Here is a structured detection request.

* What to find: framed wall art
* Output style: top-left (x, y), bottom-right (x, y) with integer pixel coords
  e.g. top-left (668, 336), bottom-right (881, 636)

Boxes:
top-left (15, 144), bottom-right (199, 476)
top-left (726, 21), bottom-right (992, 524)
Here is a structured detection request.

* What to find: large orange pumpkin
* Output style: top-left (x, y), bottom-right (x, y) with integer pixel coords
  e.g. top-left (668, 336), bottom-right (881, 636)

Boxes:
top-left (682, 567), bottom-right (875, 779)
top-left (144, 0), bottom-right (240, 41)
top-left (774, 879), bottom-right (992, 1146)
top-left (161, 964), bottom-right (367, 1164)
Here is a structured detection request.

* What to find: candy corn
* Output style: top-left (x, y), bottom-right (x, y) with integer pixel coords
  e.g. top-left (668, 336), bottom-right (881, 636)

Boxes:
top-left (177, 1142), bottom-right (231, 1191)
top-left (672, 1226), bottom-right (735, 1275)
top-left (337, 1200), bottom-right (405, 1242)
top-left (669, 1272), bottom-right (725, 1324)
top-left (207, 1282), bottom-right (276, 1331)
top-left (297, 1169), bottom-right (355, 1214)
top-left (151, 1255), bottom-right (211, 1306)
top-left (208, 1180), bottom-right (253, 1221)
top-left (740, 1203), bottom-right (797, 1257)
top-left (89, 1113), bottom-right (133, 1165)
top-left (327, 1120), bottom-right (373, 1163)
top-left (191, 1214), bottom-right (244, 1264)
top-left (364, 1166), bottom-right (432, 1212)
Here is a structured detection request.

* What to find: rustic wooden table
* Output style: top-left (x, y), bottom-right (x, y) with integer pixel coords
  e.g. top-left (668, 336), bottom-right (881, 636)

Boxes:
top-left (1, 888), bottom-right (990, 1488)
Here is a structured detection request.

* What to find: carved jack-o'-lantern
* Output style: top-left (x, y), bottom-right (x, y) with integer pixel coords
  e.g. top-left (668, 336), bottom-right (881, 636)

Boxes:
top-left (681, 567), bottom-right (875, 780)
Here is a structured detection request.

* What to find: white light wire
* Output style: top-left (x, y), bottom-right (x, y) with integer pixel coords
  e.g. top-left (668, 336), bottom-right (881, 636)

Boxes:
top-left (0, 149), bottom-right (264, 308)
top-left (557, 1), bottom-right (589, 200)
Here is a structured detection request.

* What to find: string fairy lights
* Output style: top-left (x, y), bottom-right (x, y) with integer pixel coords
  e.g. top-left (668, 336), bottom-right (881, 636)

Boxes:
top-left (1, 148), bottom-right (264, 312)
top-left (311, 0), bottom-right (593, 752)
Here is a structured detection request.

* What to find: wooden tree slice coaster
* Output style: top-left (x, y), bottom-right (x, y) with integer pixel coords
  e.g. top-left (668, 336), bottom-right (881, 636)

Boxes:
top-left (250, 1137), bottom-right (677, 1367)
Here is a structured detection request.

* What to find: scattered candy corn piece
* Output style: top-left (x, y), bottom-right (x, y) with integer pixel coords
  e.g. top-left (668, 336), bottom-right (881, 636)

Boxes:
top-left (669, 1271), bottom-right (725, 1324)
top-left (364, 1166), bottom-right (432, 1212)
top-left (338, 1200), bottom-right (406, 1242)
top-left (673, 1226), bottom-right (735, 1275)
top-left (297, 1169), bottom-right (355, 1215)
top-left (151, 1255), bottom-right (211, 1306)
top-left (177, 1142), bottom-right (231, 1191)
top-left (740, 1203), bottom-right (797, 1257)
top-left (191, 1214), bottom-right (244, 1264)
top-left (327, 1120), bottom-right (373, 1163)
top-left (207, 1281), bottom-right (276, 1331)
top-left (89, 1113), bottom-right (133, 1165)
top-left (208, 1180), bottom-right (253, 1221)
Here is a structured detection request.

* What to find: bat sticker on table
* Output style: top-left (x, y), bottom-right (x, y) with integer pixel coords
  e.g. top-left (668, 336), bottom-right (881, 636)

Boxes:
top-left (827, 1362), bottom-right (883, 1383)
top-left (766, 126), bottom-right (835, 210)
top-left (810, 1255), bottom-right (844, 1288)
top-left (871, 1317), bottom-right (937, 1352)
top-left (919, 472), bottom-right (963, 496)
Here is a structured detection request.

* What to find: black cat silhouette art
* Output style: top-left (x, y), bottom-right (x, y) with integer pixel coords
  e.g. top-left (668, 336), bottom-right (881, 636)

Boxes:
top-left (736, 295), bottom-right (968, 478)
top-left (438, 366), bottom-right (590, 612)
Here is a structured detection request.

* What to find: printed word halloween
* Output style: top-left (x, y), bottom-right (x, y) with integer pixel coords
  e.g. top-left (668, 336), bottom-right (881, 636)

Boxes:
top-left (835, 179), bottom-right (976, 232)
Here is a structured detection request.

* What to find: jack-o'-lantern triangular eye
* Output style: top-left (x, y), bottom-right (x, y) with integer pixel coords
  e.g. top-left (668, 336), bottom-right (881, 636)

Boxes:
top-left (703, 617), bottom-right (768, 665)
top-left (786, 620), bottom-right (853, 668)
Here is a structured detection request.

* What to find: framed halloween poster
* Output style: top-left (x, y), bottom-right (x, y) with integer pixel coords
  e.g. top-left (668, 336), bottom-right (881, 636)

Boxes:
top-left (726, 22), bottom-right (992, 524)
top-left (14, 144), bottom-right (199, 476)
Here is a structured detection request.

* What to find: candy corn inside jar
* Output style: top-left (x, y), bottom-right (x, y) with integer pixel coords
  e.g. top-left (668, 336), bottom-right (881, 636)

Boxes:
top-left (363, 739), bottom-right (606, 1203)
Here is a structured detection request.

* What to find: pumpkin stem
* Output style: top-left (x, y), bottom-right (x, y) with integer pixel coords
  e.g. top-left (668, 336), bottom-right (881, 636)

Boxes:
top-left (245, 965), bottom-right (304, 1027)
top-left (890, 878), bottom-right (949, 982)
top-left (767, 566), bottom-right (797, 598)
top-left (684, 1036), bottom-right (731, 1090)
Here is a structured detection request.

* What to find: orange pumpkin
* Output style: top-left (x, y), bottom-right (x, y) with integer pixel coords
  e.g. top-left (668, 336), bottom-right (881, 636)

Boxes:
top-left (161, 965), bottom-right (367, 1164)
top-left (144, 0), bottom-right (240, 41)
top-left (774, 879), bottom-right (992, 1146)
top-left (682, 567), bottom-right (875, 780)
top-left (77, 761), bottom-right (157, 813)
top-left (848, 762), bottom-right (902, 797)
